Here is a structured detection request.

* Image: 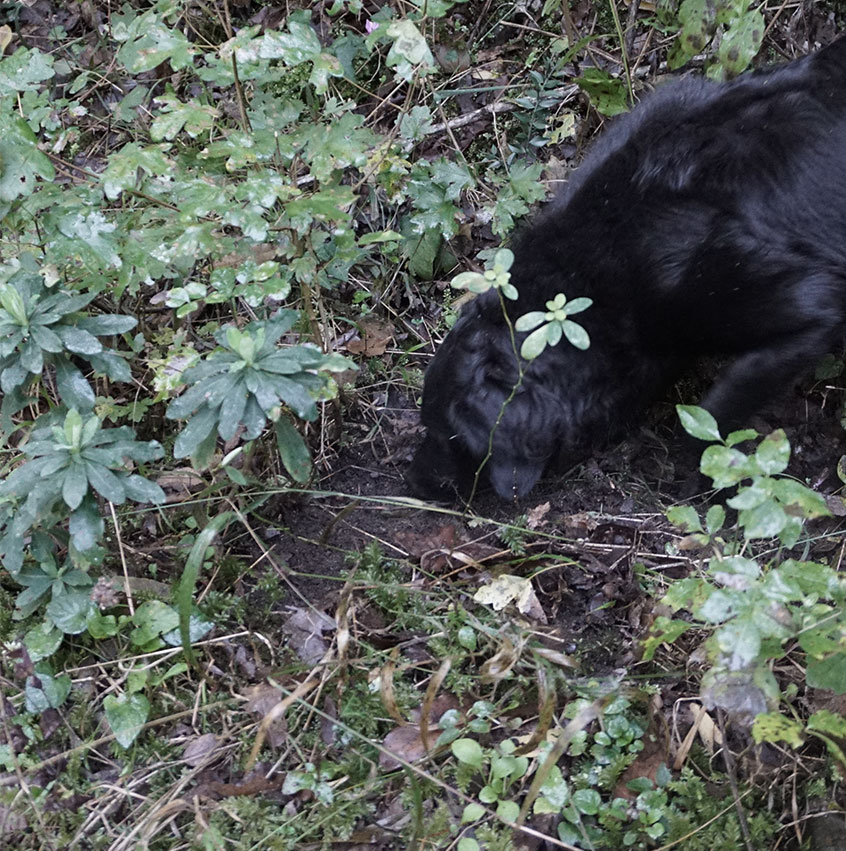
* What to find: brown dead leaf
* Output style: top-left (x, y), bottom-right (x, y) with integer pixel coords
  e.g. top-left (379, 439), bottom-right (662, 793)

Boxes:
top-left (562, 512), bottom-right (598, 538)
top-left (380, 724), bottom-right (441, 769)
top-left (156, 468), bottom-right (205, 503)
top-left (244, 683), bottom-right (290, 749)
top-left (183, 733), bottom-right (219, 767)
top-left (346, 317), bottom-right (394, 356)
top-left (526, 501), bottom-right (551, 529)
top-left (394, 524), bottom-right (497, 573)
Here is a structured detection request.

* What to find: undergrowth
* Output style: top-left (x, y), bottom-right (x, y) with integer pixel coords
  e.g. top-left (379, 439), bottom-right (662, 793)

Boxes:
top-left (0, 1), bottom-right (843, 849)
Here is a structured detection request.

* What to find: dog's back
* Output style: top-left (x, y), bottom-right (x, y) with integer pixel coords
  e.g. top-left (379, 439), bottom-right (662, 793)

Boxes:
top-left (409, 39), bottom-right (846, 501)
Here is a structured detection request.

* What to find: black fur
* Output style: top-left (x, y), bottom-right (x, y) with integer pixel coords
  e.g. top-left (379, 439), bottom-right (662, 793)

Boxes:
top-left (407, 38), bottom-right (846, 501)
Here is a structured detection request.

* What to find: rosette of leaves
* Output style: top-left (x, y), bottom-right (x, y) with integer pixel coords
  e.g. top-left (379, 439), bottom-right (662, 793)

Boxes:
top-left (0, 261), bottom-right (137, 422)
top-left (451, 248), bottom-right (518, 299)
top-left (0, 409), bottom-right (165, 574)
top-left (166, 311), bottom-right (353, 480)
top-left (514, 292), bottom-right (592, 360)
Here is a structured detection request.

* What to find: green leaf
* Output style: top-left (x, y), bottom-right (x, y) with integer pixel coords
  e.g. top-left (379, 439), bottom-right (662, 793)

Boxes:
top-left (104, 693), bottom-right (150, 748)
top-left (55, 325), bottom-right (104, 355)
top-left (385, 21), bottom-right (434, 74)
top-left (754, 429), bottom-right (790, 474)
top-left (0, 116), bottom-right (56, 201)
top-left (676, 405), bottom-right (721, 442)
top-left (717, 9), bottom-right (765, 77)
top-left (575, 68), bottom-right (629, 116)
top-left (0, 47), bottom-right (54, 94)
top-left (806, 653), bottom-right (846, 694)
top-left (46, 591), bottom-right (94, 635)
top-left (173, 405), bottom-right (218, 459)
top-left (117, 21), bottom-right (194, 73)
top-left (739, 500), bottom-right (787, 539)
top-left (61, 463), bottom-right (89, 510)
top-left (572, 788), bottom-right (601, 815)
top-left (520, 325), bottom-right (549, 360)
top-left (460, 802), bottom-right (485, 823)
top-left (451, 738), bottom-right (484, 768)
top-left (68, 496), bottom-right (104, 553)
top-left (54, 359), bottom-right (96, 411)
top-left (123, 474), bottom-right (166, 505)
top-left (562, 319), bottom-right (590, 350)
top-left (24, 621), bottom-right (64, 662)
top-left (275, 418), bottom-right (312, 483)
top-left (705, 504), bottom-right (725, 534)
top-left (666, 505), bottom-right (701, 532)
top-left (84, 462), bottom-right (127, 504)
top-left (130, 600), bottom-right (179, 648)
top-left (175, 511), bottom-right (232, 666)
top-left (700, 444), bottom-right (751, 488)
top-left (25, 671), bottom-right (71, 712)
top-left (515, 311), bottom-right (546, 332)
top-left (497, 800), bottom-right (520, 822)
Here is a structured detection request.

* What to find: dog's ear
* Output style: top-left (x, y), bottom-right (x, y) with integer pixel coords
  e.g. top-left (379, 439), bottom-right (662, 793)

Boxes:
top-left (487, 454), bottom-right (545, 500)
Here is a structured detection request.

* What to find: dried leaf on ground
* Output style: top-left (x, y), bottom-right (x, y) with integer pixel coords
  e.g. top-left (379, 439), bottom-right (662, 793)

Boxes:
top-left (282, 607), bottom-right (336, 665)
top-left (474, 574), bottom-right (547, 622)
top-left (346, 318), bottom-right (395, 356)
top-left (395, 524), bottom-right (497, 573)
top-left (183, 733), bottom-right (219, 766)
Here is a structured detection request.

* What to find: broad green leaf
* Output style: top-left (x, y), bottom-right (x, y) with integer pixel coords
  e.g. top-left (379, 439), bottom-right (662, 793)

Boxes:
top-left (666, 505), bottom-right (701, 532)
top-left (451, 738), bottom-right (484, 768)
top-left (24, 621), bottom-right (64, 661)
top-left (104, 693), bottom-right (150, 748)
top-left (117, 22), bottom-right (194, 73)
top-left (700, 444), bottom-right (751, 488)
top-left (461, 803), bottom-right (485, 824)
top-left (46, 590), bottom-right (94, 635)
top-left (754, 429), bottom-right (790, 474)
top-left (705, 504), bottom-right (725, 534)
top-left (676, 405), bottom-right (721, 442)
top-left (123, 474), bottom-right (166, 505)
top-left (0, 116), bottom-right (56, 201)
top-left (497, 800), bottom-right (520, 822)
top-left (515, 311), bottom-right (546, 332)
top-left (25, 670), bottom-right (71, 712)
top-left (0, 47), bottom-right (54, 94)
top-left (739, 500), bottom-right (787, 539)
top-left (572, 788), bottom-right (601, 815)
top-left (84, 462), bottom-right (127, 504)
top-left (68, 495), bottom-right (104, 553)
top-left (130, 600), bottom-right (179, 647)
top-left (752, 712), bottom-right (804, 747)
top-left (61, 463), bottom-right (89, 510)
top-left (173, 405), bottom-right (218, 459)
top-left (806, 653), bottom-right (846, 694)
top-left (717, 9), bottom-right (765, 77)
top-left (275, 418), bottom-right (312, 483)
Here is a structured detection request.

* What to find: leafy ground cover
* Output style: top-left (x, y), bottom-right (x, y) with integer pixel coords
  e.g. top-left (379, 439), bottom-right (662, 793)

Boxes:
top-left (1, 0), bottom-right (846, 848)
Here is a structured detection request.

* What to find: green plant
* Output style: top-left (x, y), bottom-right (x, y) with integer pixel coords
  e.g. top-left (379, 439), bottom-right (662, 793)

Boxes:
top-left (0, 408), bottom-right (165, 570)
top-left (668, 0), bottom-right (765, 79)
top-left (165, 312), bottom-right (353, 478)
top-left (0, 258), bottom-right (136, 422)
top-left (649, 406), bottom-right (846, 749)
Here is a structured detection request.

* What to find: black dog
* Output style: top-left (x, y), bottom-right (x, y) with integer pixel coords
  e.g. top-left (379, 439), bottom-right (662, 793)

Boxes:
top-left (407, 37), bottom-right (846, 501)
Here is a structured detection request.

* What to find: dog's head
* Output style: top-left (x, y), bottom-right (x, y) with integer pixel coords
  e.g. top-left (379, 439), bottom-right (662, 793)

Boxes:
top-left (407, 294), bottom-right (582, 501)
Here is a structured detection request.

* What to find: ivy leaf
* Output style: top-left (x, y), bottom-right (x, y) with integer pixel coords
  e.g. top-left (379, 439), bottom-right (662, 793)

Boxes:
top-left (104, 693), bottom-right (150, 748)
